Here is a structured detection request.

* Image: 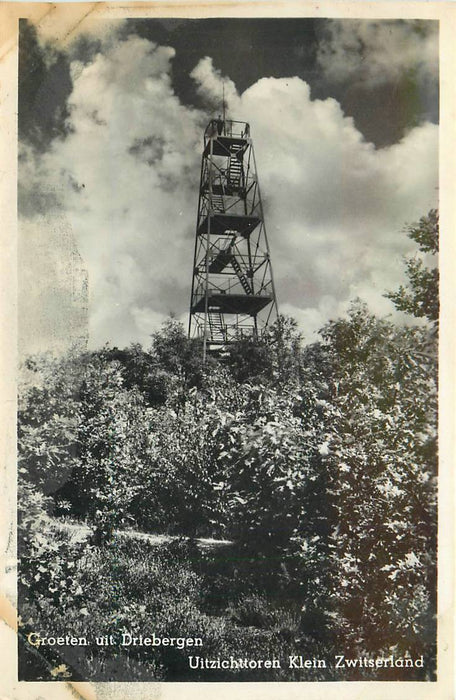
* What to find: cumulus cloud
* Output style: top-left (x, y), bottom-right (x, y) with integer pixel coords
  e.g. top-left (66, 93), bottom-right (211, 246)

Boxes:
top-left (219, 71), bottom-right (438, 339)
top-left (190, 56), bottom-right (240, 112)
top-left (19, 30), bottom-right (438, 351)
top-left (317, 20), bottom-right (438, 87)
top-left (20, 34), bottom-right (207, 349)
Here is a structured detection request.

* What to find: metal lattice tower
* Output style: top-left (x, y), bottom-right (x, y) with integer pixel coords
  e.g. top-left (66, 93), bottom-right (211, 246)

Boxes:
top-left (188, 118), bottom-right (278, 359)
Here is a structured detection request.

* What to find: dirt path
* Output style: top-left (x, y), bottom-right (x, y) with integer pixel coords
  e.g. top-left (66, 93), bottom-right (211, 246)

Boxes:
top-left (3, 521), bottom-right (232, 602)
top-left (49, 518), bottom-right (233, 550)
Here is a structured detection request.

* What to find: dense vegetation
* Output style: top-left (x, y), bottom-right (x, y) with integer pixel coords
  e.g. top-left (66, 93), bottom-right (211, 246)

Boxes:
top-left (18, 212), bottom-right (438, 681)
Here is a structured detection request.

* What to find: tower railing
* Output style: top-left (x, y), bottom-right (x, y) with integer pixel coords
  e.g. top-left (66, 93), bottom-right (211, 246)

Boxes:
top-left (204, 119), bottom-right (250, 140)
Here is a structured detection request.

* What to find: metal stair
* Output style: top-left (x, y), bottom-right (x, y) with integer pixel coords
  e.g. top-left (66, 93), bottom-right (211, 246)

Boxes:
top-left (227, 144), bottom-right (245, 191)
top-left (208, 310), bottom-right (226, 342)
top-left (211, 191), bottom-right (225, 212)
top-left (231, 254), bottom-right (252, 294)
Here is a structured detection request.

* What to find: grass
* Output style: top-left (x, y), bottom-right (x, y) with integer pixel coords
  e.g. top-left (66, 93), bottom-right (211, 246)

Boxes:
top-left (18, 521), bottom-right (433, 682)
top-left (19, 526), bottom-right (339, 682)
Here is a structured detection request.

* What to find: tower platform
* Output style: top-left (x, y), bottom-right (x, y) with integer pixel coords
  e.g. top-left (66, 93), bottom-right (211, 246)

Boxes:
top-left (203, 136), bottom-right (248, 158)
top-left (191, 293), bottom-right (272, 315)
top-left (197, 213), bottom-right (261, 238)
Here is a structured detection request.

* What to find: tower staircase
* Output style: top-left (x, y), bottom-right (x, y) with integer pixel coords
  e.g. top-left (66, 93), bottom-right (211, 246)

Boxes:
top-left (210, 191), bottom-right (225, 212)
top-left (208, 310), bottom-right (226, 342)
top-left (230, 254), bottom-right (252, 295)
top-left (227, 143), bottom-right (245, 193)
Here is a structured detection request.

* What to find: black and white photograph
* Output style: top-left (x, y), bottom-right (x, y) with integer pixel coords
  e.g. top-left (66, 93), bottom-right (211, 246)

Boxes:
top-left (2, 1), bottom-right (453, 695)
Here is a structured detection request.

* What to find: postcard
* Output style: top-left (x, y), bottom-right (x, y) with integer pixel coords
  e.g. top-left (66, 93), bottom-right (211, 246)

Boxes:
top-left (1, 2), bottom-right (454, 699)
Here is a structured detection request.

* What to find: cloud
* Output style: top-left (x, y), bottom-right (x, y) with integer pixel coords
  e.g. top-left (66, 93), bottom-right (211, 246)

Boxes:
top-left (19, 30), bottom-right (438, 352)
top-left (317, 20), bottom-right (438, 86)
top-left (190, 56), bottom-right (240, 112)
top-left (222, 72), bottom-right (438, 337)
top-left (20, 34), bottom-right (207, 349)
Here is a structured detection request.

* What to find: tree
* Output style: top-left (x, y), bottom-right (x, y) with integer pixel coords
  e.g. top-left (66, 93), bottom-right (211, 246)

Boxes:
top-left (94, 343), bottom-right (163, 405)
top-left (18, 353), bottom-right (82, 496)
top-left (264, 315), bottom-right (306, 385)
top-left (223, 300), bottom-right (437, 664)
top-left (312, 303), bottom-right (437, 661)
top-left (68, 358), bottom-right (149, 542)
top-left (226, 336), bottom-right (272, 382)
top-left (151, 319), bottom-right (201, 377)
top-left (385, 209), bottom-right (439, 323)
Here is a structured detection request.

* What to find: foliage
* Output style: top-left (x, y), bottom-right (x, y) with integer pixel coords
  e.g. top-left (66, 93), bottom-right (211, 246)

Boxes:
top-left (18, 353), bottom-right (82, 495)
top-left (385, 209), bottom-right (439, 322)
top-left (226, 315), bottom-right (305, 385)
top-left (19, 534), bottom-right (334, 681)
top-left (18, 230), bottom-right (438, 680)
top-left (226, 336), bottom-right (272, 382)
top-left (92, 320), bottom-right (205, 408)
top-left (133, 383), bottom-right (234, 536)
top-left (214, 302), bottom-right (437, 659)
top-left (18, 479), bottom-right (91, 643)
top-left (72, 359), bottom-right (150, 541)
top-left (314, 303), bottom-right (437, 656)
top-left (94, 344), bottom-right (160, 404)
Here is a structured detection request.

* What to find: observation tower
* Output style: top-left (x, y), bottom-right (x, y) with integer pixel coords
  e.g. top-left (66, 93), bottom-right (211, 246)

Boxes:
top-left (188, 117), bottom-right (278, 359)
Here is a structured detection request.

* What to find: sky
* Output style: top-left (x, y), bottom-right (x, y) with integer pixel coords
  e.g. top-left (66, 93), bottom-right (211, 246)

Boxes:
top-left (18, 17), bottom-right (439, 353)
